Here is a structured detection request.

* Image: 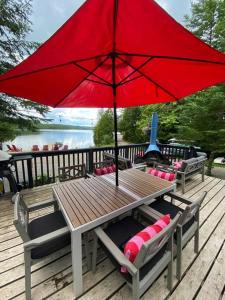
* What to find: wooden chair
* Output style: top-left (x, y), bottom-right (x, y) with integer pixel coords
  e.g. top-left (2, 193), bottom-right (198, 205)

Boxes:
top-left (92, 211), bottom-right (181, 300)
top-left (42, 145), bottom-right (49, 151)
top-left (58, 163), bottom-right (87, 182)
top-left (146, 191), bottom-right (207, 280)
top-left (32, 145), bottom-right (39, 152)
top-left (12, 144), bottom-right (22, 152)
top-left (13, 193), bottom-right (71, 300)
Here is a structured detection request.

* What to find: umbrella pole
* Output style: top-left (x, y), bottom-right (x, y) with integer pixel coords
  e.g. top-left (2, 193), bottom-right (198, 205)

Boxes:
top-left (113, 101), bottom-right (119, 186)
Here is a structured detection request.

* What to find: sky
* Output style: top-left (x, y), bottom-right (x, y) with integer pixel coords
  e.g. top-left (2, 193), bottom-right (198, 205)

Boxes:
top-left (27, 0), bottom-right (192, 126)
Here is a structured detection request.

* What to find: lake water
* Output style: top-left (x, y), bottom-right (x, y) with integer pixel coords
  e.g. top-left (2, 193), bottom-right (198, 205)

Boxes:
top-left (3, 129), bottom-right (94, 151)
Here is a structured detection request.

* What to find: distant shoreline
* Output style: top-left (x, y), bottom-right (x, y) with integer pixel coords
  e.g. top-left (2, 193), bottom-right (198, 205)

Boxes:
top-left (37, 123), bottom-right (94, 130)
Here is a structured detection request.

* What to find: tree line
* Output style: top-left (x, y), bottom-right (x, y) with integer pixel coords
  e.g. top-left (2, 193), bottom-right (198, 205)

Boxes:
top-left (94, 0), bottom-right (225, 174)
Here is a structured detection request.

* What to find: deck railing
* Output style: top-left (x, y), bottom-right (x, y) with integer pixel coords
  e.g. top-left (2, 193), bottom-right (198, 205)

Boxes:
top-left (10, 143), bottom-right (190, 188)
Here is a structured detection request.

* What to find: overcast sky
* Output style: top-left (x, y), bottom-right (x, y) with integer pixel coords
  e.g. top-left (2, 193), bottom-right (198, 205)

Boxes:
top-left (27, 0), bottom-right (192, 126)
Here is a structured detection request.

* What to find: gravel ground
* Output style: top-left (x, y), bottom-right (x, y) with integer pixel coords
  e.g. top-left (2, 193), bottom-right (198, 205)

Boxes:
top-left (211, 166), bottom-right (225, 179)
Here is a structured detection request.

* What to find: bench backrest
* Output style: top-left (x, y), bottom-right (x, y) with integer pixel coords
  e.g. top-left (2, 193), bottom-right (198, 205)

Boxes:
top-left (13, 193), bottom-right (30, 242)
top-left (58, 164), bottom-right (87, 182)
top-left (103, 151), bottom-right (132, 170)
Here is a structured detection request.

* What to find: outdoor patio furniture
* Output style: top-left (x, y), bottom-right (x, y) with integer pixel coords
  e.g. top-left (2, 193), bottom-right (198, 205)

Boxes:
top-left (103, 151), bottom-right (132, 170)
top-left (92, 212), bottom-right (181, 300)
top-left (53, 144), bottom-right (60, 151)
top-left (53, 168), bottom-right (175, 298)
top-left (62, 145), bottom-right (69, 150)
top-left (176, 156), bottom-right (207, 193)
top-left (145, 191), bottom-right (207, 280)
top-left (42, 145), bottom-right (49, 151)
top-left (103, 151), bottom-right (146, 172)
top-left (31, 145), bottom-right (39, 152)
top-left (58, 163), bottom-right (87, 182)
top-left (13, 192), bottom-right (71, 300)
top-left (152, 155), bottom-right (207, 193)
top-left (6, 144), bottom-right (14, 151)
top-left (12, 144), bottom-right (22, 152)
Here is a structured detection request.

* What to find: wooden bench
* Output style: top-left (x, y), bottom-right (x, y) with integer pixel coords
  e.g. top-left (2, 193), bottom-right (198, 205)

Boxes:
top-left (58, 164), bottom-right (87, 182)
top-left (103, 151), bottom-right (132, 170)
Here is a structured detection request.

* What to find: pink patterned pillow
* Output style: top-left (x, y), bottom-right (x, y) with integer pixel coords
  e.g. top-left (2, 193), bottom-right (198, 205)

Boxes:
top-left (121, 215), bottom-right (171, 273)
top-left (148, 168), bottom-right (175, 181)
top-left (107, 166), bottom-right (114, 173)
top-left (94, 168), bottom-right (103, 176)
top-left (102, 167), bottom-right (108, 174)
top-left (111, 164), bottom-right (116, 172)
top-left (173, 161), bottom-right (183, 170)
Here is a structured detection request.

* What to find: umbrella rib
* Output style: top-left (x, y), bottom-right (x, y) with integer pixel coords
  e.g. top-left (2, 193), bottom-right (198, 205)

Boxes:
top-left (73, 61), bottom-right (112, 86)
top-left (117, 55), bottom-right (178, 100)
top-left (117, 52), bottom-right (225, 66)
top-left (118, 74), bottom-right (144, 86)
top-left (116, 56), bottom-right (153, 86)
top-left (0, 54), bottom-right (108, 83)
top-left (53, 55), bottom-right (111, 107)
top-left (86, 78), bottom-right (111, 86)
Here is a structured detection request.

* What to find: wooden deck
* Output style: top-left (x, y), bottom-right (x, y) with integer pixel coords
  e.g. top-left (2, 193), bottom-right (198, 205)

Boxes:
top-left (0, 174), bottom-right (225, 300)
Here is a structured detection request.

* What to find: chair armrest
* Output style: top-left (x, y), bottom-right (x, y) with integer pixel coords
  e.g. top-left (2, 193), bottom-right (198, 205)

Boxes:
top-left (137, 205), bottom-right (163, 222)
top-left (94, 227), bottom-right (137, 276)
top-left (86, 173), bottom-right (95, 178)
top-left (133, 164), bottom-right (146, 171)
top-left (26, 199), bottom-right (57, 212)
top-left (24, 226), bottom-right (70, 251)
top-left (166, 192), bottom-right (192, 205)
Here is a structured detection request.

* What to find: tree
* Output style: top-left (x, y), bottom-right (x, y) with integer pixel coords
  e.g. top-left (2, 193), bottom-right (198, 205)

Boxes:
top-left (119, 107), bottom-right (147, 143)
top-left (184, 0), bottom-right (225, 52)
top-left (138, 103), bottom-right (183, 143)
top-left (0, 0), bottom-right (49, 143)
top-left (181, 0), bottom-right (225, 174)
top-left (177, 86), bottom-right (225, 174)
top-left (94, 109), bottom-right (114, 146)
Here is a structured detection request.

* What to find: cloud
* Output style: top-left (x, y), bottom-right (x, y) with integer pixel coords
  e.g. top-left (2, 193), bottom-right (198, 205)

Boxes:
top-left (47, 108), bottom-right (99, 126)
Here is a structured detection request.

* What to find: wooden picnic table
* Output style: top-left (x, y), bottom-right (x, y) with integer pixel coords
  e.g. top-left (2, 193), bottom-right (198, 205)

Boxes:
top-left (53, 168), bottom-right (175, 298)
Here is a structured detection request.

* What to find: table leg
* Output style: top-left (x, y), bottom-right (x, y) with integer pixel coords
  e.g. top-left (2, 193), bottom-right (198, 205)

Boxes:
top-left (72, 230), bottom-right (83, 298)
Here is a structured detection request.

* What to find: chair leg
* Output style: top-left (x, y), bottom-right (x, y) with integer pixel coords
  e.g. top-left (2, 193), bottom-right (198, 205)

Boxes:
top-left (202, 166), bottom-right (205, 182)
top-left (24, 249), bottom-right (32, 300)
top-left (176, 228), bottom-right (182, 281)
top-left (132, 272), bottom-right (140, 300)
top-left (181, 175), bottom-right (185, 194)
top-left (167, 237), bottom-right (174, 291)
top-left (92, 232), bottom-right (98, 273)
top-left (83, 233), bottom-right (91, 270)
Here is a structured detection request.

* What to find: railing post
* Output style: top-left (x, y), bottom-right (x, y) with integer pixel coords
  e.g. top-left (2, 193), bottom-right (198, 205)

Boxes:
top-left (27, 157), bottom-right (33, 188)
top-left (125, 147), bottom-right (129, 159)
top-left (88, 149), bottom-right (94, 173)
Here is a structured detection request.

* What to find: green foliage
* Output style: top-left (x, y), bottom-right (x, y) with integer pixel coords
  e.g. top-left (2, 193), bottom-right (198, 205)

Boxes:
top-left (119, 107), bottom-right (147, 143)
top-left (138, 103), bottom-right (183, 143)
top-left (184, 0), bottom-right (225, 52)
top-left (177, 86), bottom-right (225, 153)
top-left (94, 109), bottom-right (114, 146)
top-left (182, 0), bottom-right (225, 174)
top-left (0, 0), bottom-right (49, 143)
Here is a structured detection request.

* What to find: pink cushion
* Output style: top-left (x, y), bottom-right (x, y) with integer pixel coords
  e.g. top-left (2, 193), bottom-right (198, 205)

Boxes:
top-left (95, 168), bottom-right (103, 176)
top-left (111, 164), bottom-right (116, 172)
top-left (147, 168), bottom-right (175, 181)
top-left (107, 166), bottom-right (114, 173)
top-left (121, 215), bottom-right (171, 273)
top-left (102, 167), bottom-right (108, 174)
top-left (173, 161), bottom-right (183, 170)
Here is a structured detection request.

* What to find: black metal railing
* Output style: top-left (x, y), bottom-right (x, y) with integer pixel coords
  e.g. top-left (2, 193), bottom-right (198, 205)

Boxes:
top-left (10, 142), bottom-right (190, 188)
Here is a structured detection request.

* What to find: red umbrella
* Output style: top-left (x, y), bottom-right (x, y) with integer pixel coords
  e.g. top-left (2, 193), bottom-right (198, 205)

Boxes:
top-left (0, 0), bottom-right (225, 185)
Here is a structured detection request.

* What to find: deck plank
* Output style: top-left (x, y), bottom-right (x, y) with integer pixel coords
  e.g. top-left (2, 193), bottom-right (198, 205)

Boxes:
top-left (0, 174), bottom-right (224, 300)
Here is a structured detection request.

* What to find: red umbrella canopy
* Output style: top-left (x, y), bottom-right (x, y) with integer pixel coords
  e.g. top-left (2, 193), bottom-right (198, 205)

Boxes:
top-left (0, 0), bottom-right (225, 108)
